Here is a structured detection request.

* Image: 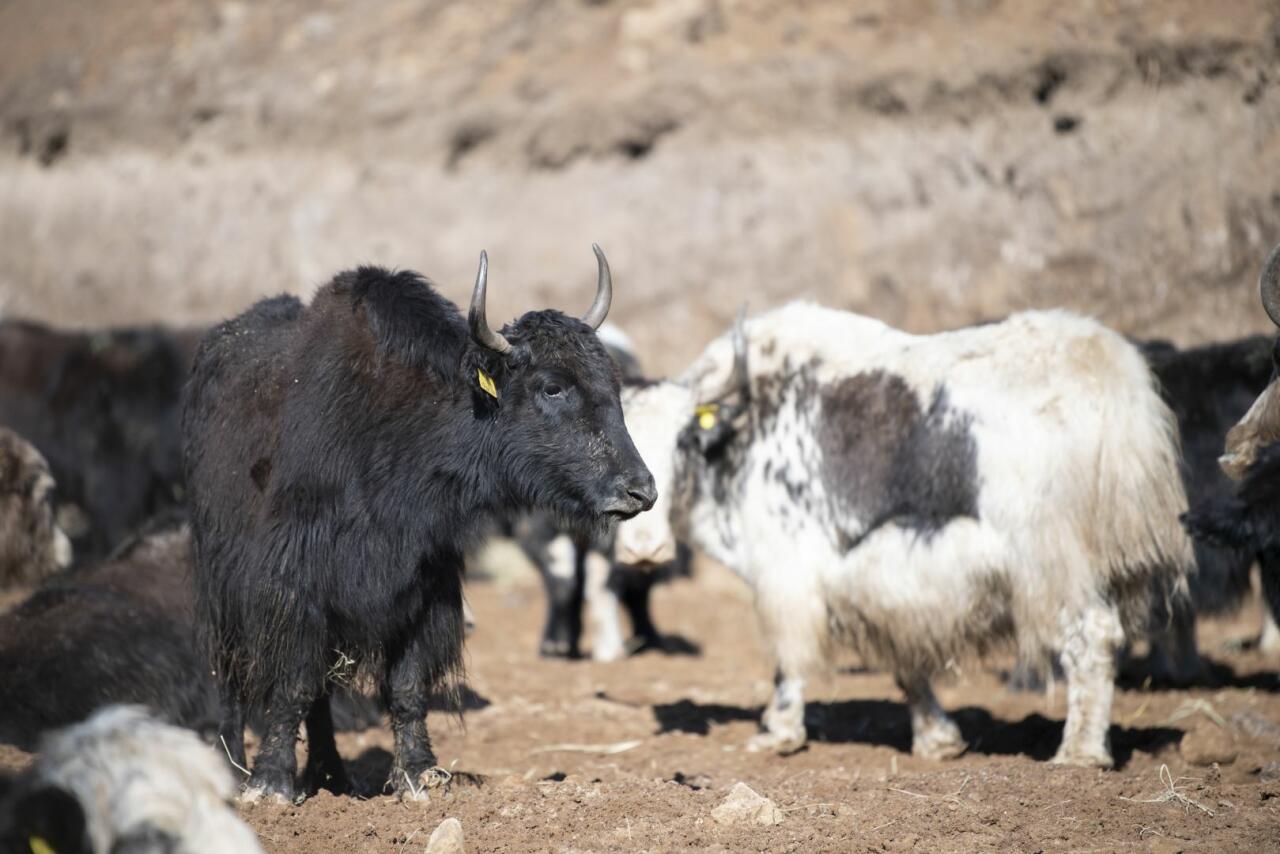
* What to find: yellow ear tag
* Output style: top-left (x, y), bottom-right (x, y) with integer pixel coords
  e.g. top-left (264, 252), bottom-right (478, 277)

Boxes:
top-left (695, 403), bottom-right (719, 430)
top-left (29, 837), bottom-right (56, 854)
top-left (477, 369), bottom-right (498, 399)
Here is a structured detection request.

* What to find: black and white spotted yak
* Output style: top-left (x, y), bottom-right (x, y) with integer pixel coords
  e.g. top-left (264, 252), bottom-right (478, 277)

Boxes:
top-left (183, 247), bottom-right (655, 802)
top-left (1184, 242), bottom-right (1280, 634)
top-left (616, 304), bottom-right (1193, 767)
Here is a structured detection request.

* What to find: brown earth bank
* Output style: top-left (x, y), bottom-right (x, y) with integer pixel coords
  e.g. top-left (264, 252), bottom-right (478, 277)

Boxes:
top-left (9, 556), bottom-right (1279, 852)
top-left (3, 1), bottom-right (1280, 372)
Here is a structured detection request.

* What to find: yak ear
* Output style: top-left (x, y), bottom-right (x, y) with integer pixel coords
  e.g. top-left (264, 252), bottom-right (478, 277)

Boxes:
top-left (9, 785), bottom-right (92, 854)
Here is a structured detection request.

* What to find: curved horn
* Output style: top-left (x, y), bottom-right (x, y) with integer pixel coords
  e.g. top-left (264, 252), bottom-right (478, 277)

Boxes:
top-left (581, 244), bottom-right (613, 330)
top-left (730, 305), bottom-right (750, 400)
top-left (468, 250), bottom-right (512, 354)
top-left (1262, 242), bottom-right (1280, 329)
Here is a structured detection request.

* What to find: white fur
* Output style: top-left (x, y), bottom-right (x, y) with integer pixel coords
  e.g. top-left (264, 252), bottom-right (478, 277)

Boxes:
top-left (33, 706), bottom-right (262, 853)
top-left (617, 302), bottom-right (1194, 766)
top-left (584, 550), bottom-right (627, 662)
top-left (545, 534), bottom-right (577, 581)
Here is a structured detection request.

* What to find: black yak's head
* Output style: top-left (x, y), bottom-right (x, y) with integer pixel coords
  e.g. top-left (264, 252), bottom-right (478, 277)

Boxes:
top-left (465, 246), bottom-right (656, 528)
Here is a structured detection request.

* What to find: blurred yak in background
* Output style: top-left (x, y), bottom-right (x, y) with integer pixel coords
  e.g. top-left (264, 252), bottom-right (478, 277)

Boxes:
top-left (0, 319), bottom-right (199, 563)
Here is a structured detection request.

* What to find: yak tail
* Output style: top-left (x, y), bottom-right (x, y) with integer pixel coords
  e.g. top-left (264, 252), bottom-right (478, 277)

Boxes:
top-left (1088, 335), bottom-right (1196, 639)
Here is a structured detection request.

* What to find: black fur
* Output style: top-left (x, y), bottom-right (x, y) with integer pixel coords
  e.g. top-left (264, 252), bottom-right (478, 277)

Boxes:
top-left (183, 265), bottom-right (652, 800)
top-left (0, 783), bottom-right (91, 854)
top-left (1137, 335), bottom-right (1274, 684)
top-left (0, 523), bottom-right (217, 751)
top-left (1183, 441), bottom-right (1280, 626)
top-left (0, 319), bottom-right (200, 562)
top-left (1143, 335), bottom-right (1273, 613)
top-left (0, 518), bottom-right (451, 786)
top-left (816, 371), bottom-right (980, 551)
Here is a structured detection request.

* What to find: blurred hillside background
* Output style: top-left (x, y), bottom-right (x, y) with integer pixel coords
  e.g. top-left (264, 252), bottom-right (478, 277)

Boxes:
top-left (2, 0), bottom-right (1279, 372)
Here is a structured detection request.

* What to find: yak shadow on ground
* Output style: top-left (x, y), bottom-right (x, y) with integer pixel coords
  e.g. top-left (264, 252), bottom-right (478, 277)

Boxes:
top-left (631, 633), bottom-right (700, 657)
top-left (343, 748), bottom-right (487, 799)
top-left (1117, 654), bottom-right (1280, 693)
top-left (328, 684), bottom-right (491, 733)
top-left (653, 699), bottom-right (1183, 769)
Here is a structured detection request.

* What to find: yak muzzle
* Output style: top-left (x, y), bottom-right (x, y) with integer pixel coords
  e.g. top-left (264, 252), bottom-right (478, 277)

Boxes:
top-left (600, 473), bottom-right (658, 520)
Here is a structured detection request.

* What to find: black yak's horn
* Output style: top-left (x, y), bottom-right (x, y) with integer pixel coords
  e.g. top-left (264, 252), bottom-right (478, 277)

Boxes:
top-left (1262, 242), bottom-right (1280, 329)
top-left (468, 250), bottom-right (512, 354)
top-left (582, 244), bottom-right (613, 330)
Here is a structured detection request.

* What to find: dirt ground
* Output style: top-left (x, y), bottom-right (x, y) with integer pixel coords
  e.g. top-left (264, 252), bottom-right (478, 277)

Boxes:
top-left (251, 559), bottom-right (1280, 851)
top-left (11, 553), bottom-right (1274, 852)
top-left (2, 553), bottom-right (1279, 851)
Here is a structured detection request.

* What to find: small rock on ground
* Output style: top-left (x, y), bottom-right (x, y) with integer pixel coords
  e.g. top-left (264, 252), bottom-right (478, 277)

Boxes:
top-left (711, 782), bottom-right (783, 826)
top-left (1180, 726), bottom-right (1238, 767)
top-left (425, 817), bottom-right (465, 854)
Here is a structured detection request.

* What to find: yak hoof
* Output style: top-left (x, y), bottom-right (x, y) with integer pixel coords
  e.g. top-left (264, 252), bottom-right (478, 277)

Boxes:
top-left (912, 722), bottom-right (967, 761)
top-left (539, 639), bottom-right (575, 659)
top-left (395, 766), bottom-right (453, 802)
top-left (746, 730), bottom-right (806, 755)
top-left (238, 785), bottom-right (294, 806)
top-left (591, 640), bottom-right (627, 662)
top-left (1050, 745), bottom-right (1114, 769)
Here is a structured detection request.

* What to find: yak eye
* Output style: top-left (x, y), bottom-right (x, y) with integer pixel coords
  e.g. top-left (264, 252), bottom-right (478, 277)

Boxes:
top-left (542, 383), bottom-right (564, 398)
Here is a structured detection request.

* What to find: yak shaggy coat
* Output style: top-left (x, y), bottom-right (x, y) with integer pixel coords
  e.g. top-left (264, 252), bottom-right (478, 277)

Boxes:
top-left (184, 260), bottom-right (652, 802)
top-left (0, 706), bottom-right (261, 854)
top-left (618, 303), bottom-right (1194, 767)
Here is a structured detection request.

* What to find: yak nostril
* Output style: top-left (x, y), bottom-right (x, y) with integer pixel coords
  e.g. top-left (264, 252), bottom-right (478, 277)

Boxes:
top-left (627, 482), bottom-right (657, 510)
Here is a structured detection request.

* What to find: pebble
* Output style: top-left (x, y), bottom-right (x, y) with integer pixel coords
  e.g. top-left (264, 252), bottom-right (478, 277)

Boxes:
top-left (425, 817), bottom-right (465, 854)
top-left (1180, 726), bottom-right (1238, 767)
top-left (710, 782), bottom-right (783, 826)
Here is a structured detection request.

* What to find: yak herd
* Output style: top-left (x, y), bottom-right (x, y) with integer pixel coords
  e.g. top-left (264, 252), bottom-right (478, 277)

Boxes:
top-left (1, 241), bottom-right (1280, 849)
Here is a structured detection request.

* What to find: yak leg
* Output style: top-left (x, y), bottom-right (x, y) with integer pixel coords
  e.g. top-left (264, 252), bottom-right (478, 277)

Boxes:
top-left (1258, 550), bottom-right (1280, 654)
top-left (385, 578), bottom-right (464, 801)
top-left (539, 534), bottom-right (585, 658)
top-left (586, 550), bottom-right (626, 662)
top-left (242, 677), bottom-right (316, 804)
top-left (1052, 602), bottom-right (1123, 768)
top-left (747, 668), bottom-right (807, 754)
top-left (896, 675), bottom-right (966, 760)
top-left (302, 691), bottom-right (350, 795)
top-left (216, 683), bottom-right (249, 778)
top-left (1146, 595), bottom-right (1206, 685)
top-left (1260, 609), bottom-right (1280, 655)
top-left (619, 570), bottom-right (662, 652)
top-left (746, 564), bottom-right (827, 755)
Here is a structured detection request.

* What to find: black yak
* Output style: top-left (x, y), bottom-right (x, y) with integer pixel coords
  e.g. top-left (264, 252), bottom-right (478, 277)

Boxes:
top-left (1183, 242), bottom-right (1280, 635)
top-left (1136, 334), bottom-right (1274, 682)
top-left (0, 521), bottom-right (217, 750)
top-left (0, 319), bottom-right (200, 562)
top-left (184, 247), bottom-right (656, 802)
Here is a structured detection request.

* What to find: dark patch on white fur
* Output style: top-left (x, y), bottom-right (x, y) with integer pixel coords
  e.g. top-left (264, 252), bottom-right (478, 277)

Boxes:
top-left (816, 371), bottom-right (980, 552)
